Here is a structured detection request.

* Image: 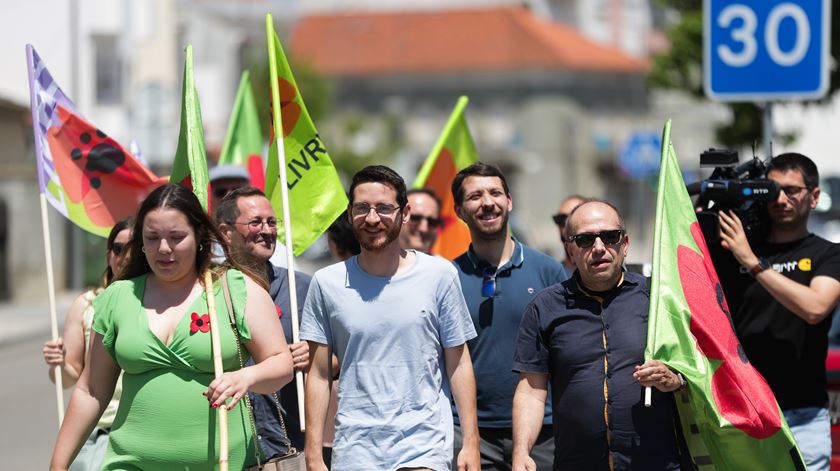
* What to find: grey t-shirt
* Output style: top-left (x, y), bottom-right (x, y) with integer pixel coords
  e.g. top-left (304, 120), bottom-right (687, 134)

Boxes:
top-left (300, 250), bottom-right (477, 471)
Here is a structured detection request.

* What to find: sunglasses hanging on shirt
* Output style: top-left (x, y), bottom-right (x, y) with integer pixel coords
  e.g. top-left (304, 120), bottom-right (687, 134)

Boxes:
top-left (481, 267), bottom-right (497, 298)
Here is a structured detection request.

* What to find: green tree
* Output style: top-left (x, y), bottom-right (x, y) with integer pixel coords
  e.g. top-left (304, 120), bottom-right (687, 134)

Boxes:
top-left (649, 1), bottom-right (840, 148)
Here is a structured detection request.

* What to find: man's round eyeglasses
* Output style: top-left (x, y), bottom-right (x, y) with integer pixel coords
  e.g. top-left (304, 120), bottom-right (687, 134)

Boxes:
top-left (235, 218), bottom-right (278, 231)
top-left (351, 203), bottom-right (401, 218)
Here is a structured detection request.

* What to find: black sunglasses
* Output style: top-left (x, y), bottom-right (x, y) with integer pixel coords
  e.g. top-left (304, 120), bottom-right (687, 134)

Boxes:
top-left (552, 213), bottom-right (569, 227)
top-left (567, 229), bottom-right (624, 248)
top-left (481, 267), bottom-right (497, 297)
top-left (409, 214), bottom-right (444, 229)
top-left (213, 185), bottom-right (243, 199)
top-left (111, 242), bottom-right (127, 256)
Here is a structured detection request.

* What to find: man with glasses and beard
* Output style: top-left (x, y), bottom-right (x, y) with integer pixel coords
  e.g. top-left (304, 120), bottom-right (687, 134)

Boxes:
top-left (300, 165), bottom-right (481, 471)
top-left (450, 162), bottom-right (566, 470)
top-left (512, 200), bottom-right (683, 471)
top-left (216, 187), bottom-right (311, 468)
top-left (399, 188), bottom-right (444, 254)
top-left (714, 153), bottom-right (840, 471)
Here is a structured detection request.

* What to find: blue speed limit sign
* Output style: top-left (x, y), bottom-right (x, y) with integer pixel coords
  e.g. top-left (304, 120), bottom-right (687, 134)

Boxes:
top-left (704, 0), bottom-right (831, 101)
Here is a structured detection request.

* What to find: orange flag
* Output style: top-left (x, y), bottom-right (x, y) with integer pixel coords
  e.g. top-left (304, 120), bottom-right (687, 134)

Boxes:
top-left (413, 96), bottom-right (478, 259)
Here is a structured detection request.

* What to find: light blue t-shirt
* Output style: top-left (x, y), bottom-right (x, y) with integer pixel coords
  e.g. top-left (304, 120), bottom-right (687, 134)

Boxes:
top-left (300, 251), bottom-right (477, 471)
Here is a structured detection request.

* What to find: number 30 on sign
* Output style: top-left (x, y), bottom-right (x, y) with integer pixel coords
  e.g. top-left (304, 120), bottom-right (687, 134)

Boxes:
top-left (704, 0), bottom-right (830, 101)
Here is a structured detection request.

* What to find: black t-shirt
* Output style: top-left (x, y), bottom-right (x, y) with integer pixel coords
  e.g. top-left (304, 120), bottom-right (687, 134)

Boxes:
top-left (716, 234), bottom-right (840, 410)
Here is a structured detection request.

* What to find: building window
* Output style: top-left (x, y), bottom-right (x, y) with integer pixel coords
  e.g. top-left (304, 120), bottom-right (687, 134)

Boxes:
top-left (93, 35), bottom-right (122, 105)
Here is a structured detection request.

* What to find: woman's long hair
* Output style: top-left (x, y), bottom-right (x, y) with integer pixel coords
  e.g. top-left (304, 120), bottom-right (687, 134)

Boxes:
top-left (100, 217), bottom-right (134, 288)
top-left (120, 184), bottom-right (266, 289)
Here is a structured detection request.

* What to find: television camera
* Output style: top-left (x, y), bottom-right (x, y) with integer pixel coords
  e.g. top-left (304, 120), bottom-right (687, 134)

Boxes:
top-left (688, 149), bottom-right (780, 244)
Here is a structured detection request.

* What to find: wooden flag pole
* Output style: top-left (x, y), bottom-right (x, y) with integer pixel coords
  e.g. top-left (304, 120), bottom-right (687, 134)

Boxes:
top-left (40, 194), bottom-right (65, 424)
top-left (266, 14), bottom-right (306, 430)
top-left (204, 271), bottom-right (228, 471)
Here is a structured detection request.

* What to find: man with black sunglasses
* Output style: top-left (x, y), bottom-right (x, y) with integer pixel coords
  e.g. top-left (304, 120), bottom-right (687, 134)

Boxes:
top-left (714, 153), bottom-right (840, 471)
top-left (552, 195), bottom-right (586, 273)
top-left (512, 200), bottom-right (683, 471)
top-left (450, 162), bottom-right (566, 470)
top-left (399, 188), bottom-right (443, 254)
top-left (209, 164), bottom-right (250, 211)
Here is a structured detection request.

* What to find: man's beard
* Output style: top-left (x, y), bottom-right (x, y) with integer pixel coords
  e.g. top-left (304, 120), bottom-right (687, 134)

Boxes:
top-left (354, 221), bottom-right (402, 252)
top-left (470, 210), bottom-right (510, 241)
top-left (769, 205), bottom-right (809, 230)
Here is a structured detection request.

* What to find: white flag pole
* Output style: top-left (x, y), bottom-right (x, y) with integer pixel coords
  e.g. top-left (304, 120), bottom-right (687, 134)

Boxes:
top-left (274, 134), bottom-right (306, 430)
top-left (267, 16), bottom-right (306, 431)
top-left (40, 194), bottom-right (65, 424)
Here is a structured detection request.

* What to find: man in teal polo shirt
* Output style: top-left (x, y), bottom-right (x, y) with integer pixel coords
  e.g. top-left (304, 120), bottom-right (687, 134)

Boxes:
top-left (450, 162), bottom-right (567, 469)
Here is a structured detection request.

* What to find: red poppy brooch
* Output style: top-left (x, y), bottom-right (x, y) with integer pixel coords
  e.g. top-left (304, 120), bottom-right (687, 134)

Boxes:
top-left (190, 312), bottom-right (211, 334)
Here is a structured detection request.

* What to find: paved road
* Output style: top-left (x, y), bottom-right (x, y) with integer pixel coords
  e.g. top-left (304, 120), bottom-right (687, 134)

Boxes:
top-left (0, 337), bottom-right (70, 469)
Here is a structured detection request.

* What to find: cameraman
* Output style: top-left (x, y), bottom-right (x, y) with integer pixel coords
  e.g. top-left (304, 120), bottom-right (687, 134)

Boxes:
top-left (717, 153), bottom-right (840, 471)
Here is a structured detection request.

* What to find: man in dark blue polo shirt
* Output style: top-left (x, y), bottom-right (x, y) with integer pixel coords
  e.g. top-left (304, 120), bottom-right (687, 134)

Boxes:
top-left (512, 200), bottom-right (683, 471)
top-left (450, 162), bottom-right (566, 469)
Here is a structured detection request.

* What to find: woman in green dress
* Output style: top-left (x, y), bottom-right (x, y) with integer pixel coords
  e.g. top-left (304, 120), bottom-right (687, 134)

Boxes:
top-left (50, 183), bottom-right (295, 470)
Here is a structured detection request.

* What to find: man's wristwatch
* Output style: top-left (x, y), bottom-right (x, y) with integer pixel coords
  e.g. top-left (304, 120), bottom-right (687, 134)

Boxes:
top-left (676, 372), bottom-right (686, 390)
top-left (749, 258), bottom-right (771, 277)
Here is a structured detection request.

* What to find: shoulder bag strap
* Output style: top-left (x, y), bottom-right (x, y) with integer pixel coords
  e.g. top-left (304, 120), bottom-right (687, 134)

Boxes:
top-left (221, 272), bottom-right (297, 463)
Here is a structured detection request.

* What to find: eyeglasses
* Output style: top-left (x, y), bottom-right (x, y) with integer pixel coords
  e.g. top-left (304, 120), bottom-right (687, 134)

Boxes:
top-left (351, 203), bottom-right (401, 218)
top-left (111, 243), bottom-right (127, 256)
top-left (481, 267), bottom-right (497, 297)
top-left (779, 185), bottom-right (812, 198)
top-left (409, 214), bottom-right (443, 229)
top-left (566, 229), bottom-right (624, 248)
top-left (552, 213), bottom-right (569, 227)
top-left (235, 218), bottom-right (278, 231)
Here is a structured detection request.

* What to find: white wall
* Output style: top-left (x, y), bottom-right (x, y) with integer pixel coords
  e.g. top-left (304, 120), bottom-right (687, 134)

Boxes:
top-left (775, 97), bottom-right (840, 177)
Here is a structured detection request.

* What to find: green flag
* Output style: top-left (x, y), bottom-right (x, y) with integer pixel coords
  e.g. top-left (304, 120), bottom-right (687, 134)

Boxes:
top-left (170, 44), bottom-right (209, 212)
top-left (646, 120), bottom-right (804, 470)
top-left (219, 71), bottom-right (263, 168)
top-left (264, 14), bottom-right (347, 256)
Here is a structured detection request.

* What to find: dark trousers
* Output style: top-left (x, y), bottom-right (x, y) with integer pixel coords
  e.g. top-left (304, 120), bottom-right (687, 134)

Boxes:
top-left (453, 424), bottom-right (554, 470)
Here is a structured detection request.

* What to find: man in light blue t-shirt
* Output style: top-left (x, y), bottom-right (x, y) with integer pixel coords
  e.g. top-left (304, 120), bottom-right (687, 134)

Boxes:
top-left (300, 165), bottom-right (481, 471)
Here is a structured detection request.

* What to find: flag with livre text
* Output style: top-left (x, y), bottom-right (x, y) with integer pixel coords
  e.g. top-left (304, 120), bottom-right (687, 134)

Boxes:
top-left (264, 15), bottom-right (347, 256)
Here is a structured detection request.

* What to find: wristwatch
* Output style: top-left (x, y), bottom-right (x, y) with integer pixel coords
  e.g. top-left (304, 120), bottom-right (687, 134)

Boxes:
top-left (676, 373), bottom-right (686, 390)
top-left (749, 258), bottom-right (771, 277)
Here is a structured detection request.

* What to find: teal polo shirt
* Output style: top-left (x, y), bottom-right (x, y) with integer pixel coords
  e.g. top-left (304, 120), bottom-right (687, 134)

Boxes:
top-left (452, 239), bottom-right (567, 427)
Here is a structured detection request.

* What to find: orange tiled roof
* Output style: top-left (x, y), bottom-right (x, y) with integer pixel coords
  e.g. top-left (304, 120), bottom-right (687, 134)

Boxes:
top-left (288, 6), bottom-right (648, 76)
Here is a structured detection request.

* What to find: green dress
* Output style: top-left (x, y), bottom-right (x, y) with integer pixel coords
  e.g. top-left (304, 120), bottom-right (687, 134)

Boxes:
top-left (92, 269), bottom-right (258, 470)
